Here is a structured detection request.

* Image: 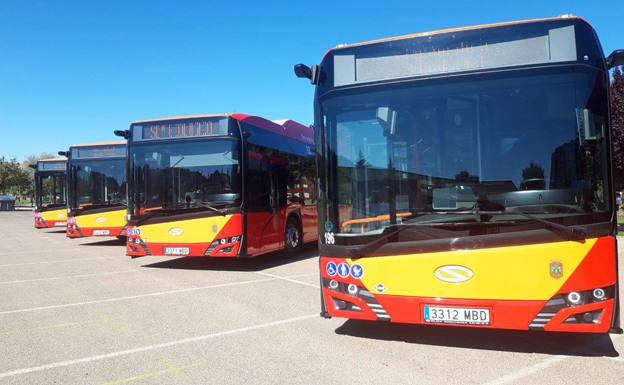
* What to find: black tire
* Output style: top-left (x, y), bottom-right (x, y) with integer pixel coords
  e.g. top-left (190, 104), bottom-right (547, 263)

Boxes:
top-left (284, 216), bottom-right (302, 253)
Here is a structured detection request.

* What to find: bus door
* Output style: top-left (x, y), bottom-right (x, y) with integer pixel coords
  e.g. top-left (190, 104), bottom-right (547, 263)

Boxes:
top-left (245, 151), bottom-right (283, 254)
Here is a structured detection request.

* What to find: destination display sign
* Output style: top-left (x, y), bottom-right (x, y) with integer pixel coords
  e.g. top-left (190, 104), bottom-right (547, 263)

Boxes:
top-left (38, 161), bottom-right (66, 171)
top-left (333, 25), bottom-right (577, 87)
top-left (71, 145), bottom-right (126, 159)
top-left (132, 118), bottom-right (230, 141)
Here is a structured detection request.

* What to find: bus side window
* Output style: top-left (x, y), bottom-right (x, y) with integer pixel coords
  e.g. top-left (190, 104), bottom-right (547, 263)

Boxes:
top-left (246, 147), bottom-right (272, 209)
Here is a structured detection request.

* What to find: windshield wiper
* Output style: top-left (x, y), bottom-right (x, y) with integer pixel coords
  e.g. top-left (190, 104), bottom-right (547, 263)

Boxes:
top-left (189, 203), bottom-right (227, 216)
top-left (469, 196), bottom-right (587, 241)
top-left (492, 210), bottom-right (587, 241)
top-left (176, 202), bottom-right (227, 216)
top-left (346, 223), bottom-right (433, 258)
top-left (133, 209), bottom-right (168, 226)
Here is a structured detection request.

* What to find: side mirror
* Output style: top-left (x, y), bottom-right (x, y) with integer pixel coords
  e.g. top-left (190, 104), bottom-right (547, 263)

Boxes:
top-left (607, 49), bottom-right (624, 69)
top-left (294, 64), bottom-right (320, 85)
top-left (114, 130), bottom-right (131, 139)
top-left (294, 64), bottom-right (311, 79)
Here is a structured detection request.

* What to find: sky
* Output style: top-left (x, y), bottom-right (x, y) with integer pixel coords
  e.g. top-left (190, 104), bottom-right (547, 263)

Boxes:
top-left (1, 0), bottom-right (623, 162)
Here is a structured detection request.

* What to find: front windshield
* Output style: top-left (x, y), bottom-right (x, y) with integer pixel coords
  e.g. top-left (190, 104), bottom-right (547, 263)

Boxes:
top-left (130, 139), bottom-right (241, 215)
top-left (320, 66), bottom-right (610, 238)
top-left (69, 159), bottom-right (126, 209)
top-left (37, 173), bottom-right (66, 209)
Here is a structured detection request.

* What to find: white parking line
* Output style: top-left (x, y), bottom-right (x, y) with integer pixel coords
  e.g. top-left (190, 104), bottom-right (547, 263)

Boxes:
top-left (256, 271), bottom-right (319, 288)
top-left (0, 247), bottom-right (87, 257)
top-left (482, 333), bottom-right (623, 385)
top-left (0, 256), bottom-right (113, 267)
top-left (0, 277), bottom-right (277, 315)
top-left (0, 313), bottom-right (317, 380)
top-left (0, 270), bottom-right (140, 285)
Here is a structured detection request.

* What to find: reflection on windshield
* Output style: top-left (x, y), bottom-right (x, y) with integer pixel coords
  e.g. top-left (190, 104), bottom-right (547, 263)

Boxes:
top-left (130, 140), bottom-right (241, 215)
top-left (322, 67), bottom-right (610, 235)
top-left (70, 159), bottom-right (126, 209)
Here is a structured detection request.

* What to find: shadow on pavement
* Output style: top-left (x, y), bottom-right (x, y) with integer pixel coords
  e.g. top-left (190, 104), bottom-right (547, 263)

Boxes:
top-left (44, 230), bottom-right (66, 234)
top-left (141, 243), bottom-right (318, 272)
top-left (335, 320), bottom-right (619, 357)
top-left (79, 238), bottom-right (126, 246)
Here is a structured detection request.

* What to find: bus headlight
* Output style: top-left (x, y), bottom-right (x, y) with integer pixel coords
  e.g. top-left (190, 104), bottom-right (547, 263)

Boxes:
top-left (567, 291), bottom-right (582, 305)
top-left (592, 288), bottom-right (606, 300)
top-left (347, 283), bottom-right (358, 295)
top-left (328, 279), bottom-right (339, 289)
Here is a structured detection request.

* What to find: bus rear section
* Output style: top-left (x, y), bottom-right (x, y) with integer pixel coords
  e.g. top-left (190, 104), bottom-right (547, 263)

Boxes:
top-left (33, 158), bottom-right (68, 228)
top-left (64, 142), bottom-right (128, 238)
top-left (300, 16), bottom-right (622, 333)
top-left (121, 114), bottom-right (317, 258)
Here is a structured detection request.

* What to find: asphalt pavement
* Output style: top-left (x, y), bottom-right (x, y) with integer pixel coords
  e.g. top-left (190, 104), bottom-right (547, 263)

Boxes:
top-left (0, 211), bottom-right (623, 385)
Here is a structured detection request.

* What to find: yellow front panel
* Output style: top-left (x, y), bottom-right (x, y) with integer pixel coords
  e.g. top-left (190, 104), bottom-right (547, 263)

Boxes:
top-left (351, 238), bottom-right (597, 301)
top-left (138, 215), bottom-right (232, 244)
top-left (76, 208), bottom-right (127, 228)
top-left (41, 208), bottom-right (67, 222)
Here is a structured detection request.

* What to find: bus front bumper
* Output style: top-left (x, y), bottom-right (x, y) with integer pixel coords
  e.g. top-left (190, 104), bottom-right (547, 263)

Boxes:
top-left (66, 224), bottom-right (125, 238)
top-left (319, 236), bottom-right (619, 333)
top-left (321, 281), bottom-right (615, 333)
top-left (125, 236), bottom-right (242, 258)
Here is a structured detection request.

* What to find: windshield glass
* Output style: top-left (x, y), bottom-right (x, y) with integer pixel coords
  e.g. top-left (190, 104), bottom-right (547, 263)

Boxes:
top-left (129, 139), bottom-right (241, 215)
top-left (69, 159), bottom-right (126, 209)
top-left (320, 66), bottom-right (610, 238)
top-left (37, 173), bottom-right (66, 209)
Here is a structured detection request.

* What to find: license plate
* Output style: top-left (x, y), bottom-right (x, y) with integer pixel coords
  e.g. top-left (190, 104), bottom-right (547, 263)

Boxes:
top-left (423, 306), bottom-right (490, 325)
top-left (54, 222), bottom-right (66, 226)
top-left (93, 229), bottom-right (110, 236)
top-left (164, 247), bottom-right (190, 255)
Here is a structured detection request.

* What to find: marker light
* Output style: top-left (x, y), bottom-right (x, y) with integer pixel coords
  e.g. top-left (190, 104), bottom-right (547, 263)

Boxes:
top-left (328, 280), bottom-right (339, 289)
top-left (592, 288), bottom-right (606, 300)
top-left (567, 291), bottom-right (582, 305)
top-left (347, 283), bottom-right (358, 295)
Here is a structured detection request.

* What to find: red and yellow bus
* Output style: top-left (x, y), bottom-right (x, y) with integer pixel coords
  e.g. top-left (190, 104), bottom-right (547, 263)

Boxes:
top-left (116, 114), bottom-right (317, 257)
top-left (33, 158), bottom-right (68, 228)
top-left (296, 16), bottom-right (623, 333)
top-left (63, 142), bottom-right (128, 238)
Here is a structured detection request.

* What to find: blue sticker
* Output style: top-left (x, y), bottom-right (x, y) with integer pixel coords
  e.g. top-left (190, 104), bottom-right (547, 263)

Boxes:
top-left (324, 220), bottom-right (334, 232)
top-left (326, 261), bottom-right (337, 277)
top-left (350, 264), bottom-right (364, 279)
top-left (337, 262), bottom-right (350, 278)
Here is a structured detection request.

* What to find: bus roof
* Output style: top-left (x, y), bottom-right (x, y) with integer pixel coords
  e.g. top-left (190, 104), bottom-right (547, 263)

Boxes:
top-left (69, 141), bottom-right (126, 149)
top-left (38, 157), bottom-right (67, 163)
top-left (132, 114), bottom-right (228, 124)
top-left (328, 15), bottom-right (586, 53)
top-left (131, 113), bottom-right (314, 146)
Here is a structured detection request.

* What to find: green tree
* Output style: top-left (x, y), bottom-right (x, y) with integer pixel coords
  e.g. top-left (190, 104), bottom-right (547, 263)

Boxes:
top-left (0, 153), bottom-right (56, 204)
top-left (611, 66), bottom-right (624, 190)
top-left (0, 157), bottom-right (31, 198)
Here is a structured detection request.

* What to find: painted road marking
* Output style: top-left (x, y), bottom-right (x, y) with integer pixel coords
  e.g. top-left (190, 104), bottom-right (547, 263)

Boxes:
top-left (481, 333), bottom-right (623, 385)
top-left (0, 270), bottom-right (140, 285)
top-left (100, 363), bottom-right (200, 385)
top-left (0, 256), bottom-right (114, 267)
top-left (0, 314), bottom-right (317, 380)
top-left (256, 271), bottom-right (319, 288)
top-left (0, 277), bottom-right (277, 315)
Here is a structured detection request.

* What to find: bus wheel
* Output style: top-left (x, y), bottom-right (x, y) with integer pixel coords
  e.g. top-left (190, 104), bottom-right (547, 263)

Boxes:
top-left (285, 217), bottom-right (302, 252)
